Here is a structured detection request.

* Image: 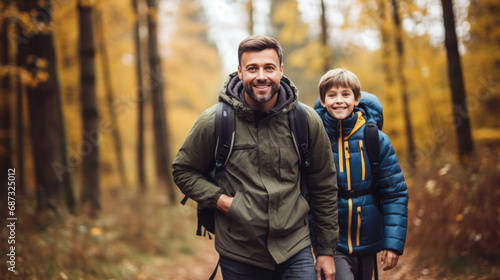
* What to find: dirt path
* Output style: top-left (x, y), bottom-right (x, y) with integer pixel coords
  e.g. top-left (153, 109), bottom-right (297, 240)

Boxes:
top-left (138, 237), bottom-right (453, 280)
top-left (163, 238), bottom-right (222, 280)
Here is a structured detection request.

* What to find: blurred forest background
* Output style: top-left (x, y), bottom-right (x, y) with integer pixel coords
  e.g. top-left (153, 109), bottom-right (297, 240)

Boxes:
top-left (0, 0), bottom-right (499, 279)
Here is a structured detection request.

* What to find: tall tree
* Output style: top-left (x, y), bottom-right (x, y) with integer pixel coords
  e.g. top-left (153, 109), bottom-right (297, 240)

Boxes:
top-left (17, 0), bottom-right (76, 214)
top-left (246, 0), bottom-right (254, 35)
top-left (78, 0), bottom-right (100, 216)
top-left (147, 0), bottom-right (175, 203)
top-left (16, 66), bottom-right (25, 196)
top-left (133, 0), bottom-right (147, 193)
top-left (0, 4), bottom-right (13, 197)
top-left (319, 0), bottom-right (330, 73)
top-left (465, 0), bottom-right (500, 130)
top-left (94, 8), bottom-right (129, 189)
top-left (391, 0), bottom-right (415, 162)
top-left (441, 0), bottom-right (474, 159)
top-left (376, 0), bottom-right (394, 86)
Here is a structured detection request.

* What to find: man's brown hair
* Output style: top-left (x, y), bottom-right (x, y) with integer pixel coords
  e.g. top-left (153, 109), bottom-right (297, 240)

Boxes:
top-left (318, 68), bottom-right (361, 102)
top-left (238, 35), bottom-right (283, 66)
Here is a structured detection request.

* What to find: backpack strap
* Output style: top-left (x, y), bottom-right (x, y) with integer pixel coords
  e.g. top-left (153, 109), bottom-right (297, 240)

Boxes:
top-left (209, 258), bottom-right (220, 280)
top-left (338, 188), bottom-right (374, 199)
top-left (373, 253), bottom-right (379, 280)
top-left (364, 122), bottom-right (383, 212)
top-left (364, 122), bottom-right (380, 185)
top-left (180, 102), bottom-right (235, 236)
top-left (289, 101), bottom-right (310, 197)
top-left (214, 102), bottom-right (235, 170)
top-left (289, 102), bottom-right (310, 168)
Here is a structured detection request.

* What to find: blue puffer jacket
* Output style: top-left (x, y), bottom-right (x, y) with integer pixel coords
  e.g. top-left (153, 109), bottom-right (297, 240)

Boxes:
top-left (313, 92), bottom-right (408, 255)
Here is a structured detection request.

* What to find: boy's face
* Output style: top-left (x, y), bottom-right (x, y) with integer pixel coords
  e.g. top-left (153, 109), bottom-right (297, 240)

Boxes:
top-left (321, 86), bottom-right (360, 120)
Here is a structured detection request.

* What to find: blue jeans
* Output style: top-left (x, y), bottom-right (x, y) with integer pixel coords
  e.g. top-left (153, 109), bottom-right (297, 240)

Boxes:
top-left (219, 247), bottom-right (316, 280)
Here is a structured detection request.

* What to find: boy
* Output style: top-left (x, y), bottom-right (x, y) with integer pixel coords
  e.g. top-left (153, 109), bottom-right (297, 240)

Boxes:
top-left (314, 68), bottom-right (408, 280)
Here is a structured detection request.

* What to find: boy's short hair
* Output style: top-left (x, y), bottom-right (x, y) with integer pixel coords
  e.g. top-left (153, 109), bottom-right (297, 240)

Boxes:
top-left (318, 68), bottom-right (361, 102)
top-left (238, 35), bottom-right (283, 66)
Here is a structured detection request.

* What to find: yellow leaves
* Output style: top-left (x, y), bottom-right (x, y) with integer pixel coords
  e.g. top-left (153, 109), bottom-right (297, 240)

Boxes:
top-left (16, 10), bottom-right (52, 36)
top-left (90, 227), bottom-right (102, 236)
top-left (425, 179), bottom-right (439, 196)
top-left (272, 0), bottom-right (308, 45)
top-left (36, 58), bottom-right (49, 69)
top-left (19, 56), bottom-right (51, 88)
top-left (37, 70), bottom-right (50, 83)
top-left (288, 42), bottom-right (324, 78)
top-left (438, 164), bottom-right (451, 176)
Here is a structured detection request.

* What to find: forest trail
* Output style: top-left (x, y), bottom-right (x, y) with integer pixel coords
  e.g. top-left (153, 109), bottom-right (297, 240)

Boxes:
top-left (137, 238), bottom-right (454, 280)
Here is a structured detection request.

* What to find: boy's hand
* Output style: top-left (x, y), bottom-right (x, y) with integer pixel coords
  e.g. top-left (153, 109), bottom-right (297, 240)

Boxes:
top-left (380, 250), bottom-right (399, 271)
top-left (316, 255), bottom-right (335, 280)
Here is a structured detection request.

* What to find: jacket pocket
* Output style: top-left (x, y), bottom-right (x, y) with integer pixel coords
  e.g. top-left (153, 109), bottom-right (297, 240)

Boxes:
top-left (356, 206), bottom-right (362, 246)
top-left (226, 191), bottom-right (242, 220)
top-left (279, 147), bottom-right (299, 181)
top-left (359, 140), bottom-right (365, 181)
top-left (358, 204), bottom-right (384, 245)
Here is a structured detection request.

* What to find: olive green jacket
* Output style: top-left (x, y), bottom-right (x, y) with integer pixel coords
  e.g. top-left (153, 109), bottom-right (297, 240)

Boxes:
top-left (172, 72), bottom-right (338, 269)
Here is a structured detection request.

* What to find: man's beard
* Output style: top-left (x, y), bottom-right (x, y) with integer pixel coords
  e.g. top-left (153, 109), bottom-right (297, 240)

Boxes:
top-left (245, 83), bottom-right (280, 103)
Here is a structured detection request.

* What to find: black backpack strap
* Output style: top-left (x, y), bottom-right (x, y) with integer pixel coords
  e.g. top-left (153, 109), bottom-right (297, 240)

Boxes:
top-left (364, 122), bottom-right (383, 212)
top-left (289, 102), bottom-right (310, 197)
top-left (338, 188), bottom-right (374, 199)
top-left (214, 102), bottom-right (235, 170)
top-left (209, 257), bottom-right (220, 280)
top-left (181, 102), bottom-right (235, 237)
top-left (364, 122), bottom-right (380, 184)
top-left (180, 196), bottom-right (188, 205)
top-left (290, 102), bottom-right (310, 168)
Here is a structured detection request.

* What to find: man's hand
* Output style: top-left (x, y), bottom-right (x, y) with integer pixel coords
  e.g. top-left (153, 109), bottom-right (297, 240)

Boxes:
top-left (380, 250), bottom-right (399, 271)
top-left (315, 255), bottom-right (335, 280)
top-left (216, 194), bottom-right (233, 214)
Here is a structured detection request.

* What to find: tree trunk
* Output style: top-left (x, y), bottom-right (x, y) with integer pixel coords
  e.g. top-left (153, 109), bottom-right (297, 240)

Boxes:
top-left (133, 0), bottom-right (147, 194)
top-left (147, 0), bottom-right (175, 203)
top-left (16, 76), bottom-right (25, 196)
top-left (391, 0), bottom-right (415, 162)
top-left (377, 0), bottom-right (394, 86)
top-left (320, 0), bottom-right (330, 73)
top-left (441, 0), bottom-right (474, 159)
top-left (17, 0), bottom-right (76, 214)
top-left (0, 11), bottom-right (13, 199)
top-left (78, 0), bottom-right (100, 216)
top-left (246, 0), bottom-right (254, 35)
top-left (95, 8), bottom-right (129, 190)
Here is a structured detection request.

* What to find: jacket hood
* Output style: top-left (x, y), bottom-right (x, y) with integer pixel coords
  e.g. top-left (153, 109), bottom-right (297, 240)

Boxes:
top-left (314, 91), bottom-right (384, 130)
top-left (219, 72), bottom-right (299, 120)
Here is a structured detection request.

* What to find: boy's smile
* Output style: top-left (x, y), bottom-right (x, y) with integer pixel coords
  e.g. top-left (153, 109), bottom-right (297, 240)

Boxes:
top-left (321, 86), bottom-right (360, 120)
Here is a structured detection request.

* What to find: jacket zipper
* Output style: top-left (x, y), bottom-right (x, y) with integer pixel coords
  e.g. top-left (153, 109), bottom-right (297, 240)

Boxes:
top-left (359, 140), bottom-right (365, 181)
top-left (356, 206), bottom-right (362, 246)
top-left (338, 120), bottom-right (343, 173)
top-left (344, 141), bottom-right (353, 254)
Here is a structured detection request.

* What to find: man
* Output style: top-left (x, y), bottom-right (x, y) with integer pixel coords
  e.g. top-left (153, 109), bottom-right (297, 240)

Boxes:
top-left (172, 35), bottom-right (338, 280)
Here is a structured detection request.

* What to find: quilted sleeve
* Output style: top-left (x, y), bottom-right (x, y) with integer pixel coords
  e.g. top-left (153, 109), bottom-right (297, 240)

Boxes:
top-left (376, 131), bottom-right (409, 255)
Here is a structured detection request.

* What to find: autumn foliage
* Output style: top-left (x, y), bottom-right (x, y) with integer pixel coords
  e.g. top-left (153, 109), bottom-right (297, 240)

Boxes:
top-left (407, 148), bottom-right (500, 276)
top-left (1, 0), bottom-right (499, 279)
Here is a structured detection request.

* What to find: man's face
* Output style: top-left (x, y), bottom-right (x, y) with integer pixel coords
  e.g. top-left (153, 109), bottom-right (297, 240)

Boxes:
top-left (238, 49), bottom-right (283, 105)
top-left (321, 86), bottom-right (360, 120)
